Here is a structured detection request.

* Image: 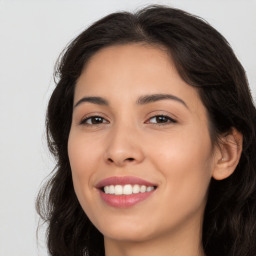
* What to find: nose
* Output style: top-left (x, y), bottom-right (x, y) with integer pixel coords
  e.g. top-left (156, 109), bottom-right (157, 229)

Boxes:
top-left (103, 123), bottom-right (145, 167)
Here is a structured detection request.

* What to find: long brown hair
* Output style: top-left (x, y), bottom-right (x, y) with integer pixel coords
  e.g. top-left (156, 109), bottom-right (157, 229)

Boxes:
top-left (37, 5), bottom-right (256, 256)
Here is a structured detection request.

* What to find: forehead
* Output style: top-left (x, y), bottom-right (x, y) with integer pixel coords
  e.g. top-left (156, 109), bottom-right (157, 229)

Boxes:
top-left (80, 43), bottom-right (174, 83)
top-left (75, 43), bottom-right (203, 111)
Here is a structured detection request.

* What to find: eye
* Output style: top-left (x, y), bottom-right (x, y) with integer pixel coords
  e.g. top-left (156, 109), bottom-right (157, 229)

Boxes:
top-left (80, 116), bottom-right (109, 125)
top-left (147, 115), bottom-right (177, 125)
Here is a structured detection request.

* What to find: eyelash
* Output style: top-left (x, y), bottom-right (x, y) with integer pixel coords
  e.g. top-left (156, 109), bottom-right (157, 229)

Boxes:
top-left (80, 114), bottom-right (177, 126)
top-left (146, 115), bottom-right (177, 125)
top-left (80, 116), bottom-right (109, 126)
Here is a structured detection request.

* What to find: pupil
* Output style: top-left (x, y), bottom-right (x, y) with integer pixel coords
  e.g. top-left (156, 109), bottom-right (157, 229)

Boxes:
top-left (92, 117), bottom-right (102, 124)
top-left (157, 116), bottom-right (167, 123)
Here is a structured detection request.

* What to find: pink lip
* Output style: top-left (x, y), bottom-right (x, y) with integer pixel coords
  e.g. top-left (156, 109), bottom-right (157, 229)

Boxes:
top-left (99, 190), bottom-right (155, 208)
top-left (96, 176), bottom-right (157, 208)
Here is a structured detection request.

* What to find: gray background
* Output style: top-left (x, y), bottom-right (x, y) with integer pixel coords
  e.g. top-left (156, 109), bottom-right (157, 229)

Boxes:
top-left (0, 0), bottom-right (255, 255)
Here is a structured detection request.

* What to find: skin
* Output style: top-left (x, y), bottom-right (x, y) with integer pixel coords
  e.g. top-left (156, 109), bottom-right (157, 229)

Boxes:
top-left (68, 43), bottom-right (241, 256)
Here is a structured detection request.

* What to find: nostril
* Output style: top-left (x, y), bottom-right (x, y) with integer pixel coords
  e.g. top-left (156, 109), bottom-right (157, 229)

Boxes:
top-left (106, 157), bottom-right (136, 165)
top-left (126, 158), bottom-right (135, 162)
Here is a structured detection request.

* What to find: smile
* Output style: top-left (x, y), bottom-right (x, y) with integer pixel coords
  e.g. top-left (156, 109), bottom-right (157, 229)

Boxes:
top-left (103, 184), bottom-right (155, 195)
top-left (96, 176), bottom-right (158, 208)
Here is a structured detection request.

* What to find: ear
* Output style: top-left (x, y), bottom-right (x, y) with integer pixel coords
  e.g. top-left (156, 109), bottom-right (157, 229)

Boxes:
top-left (212, 128), bottom-right (243, 180)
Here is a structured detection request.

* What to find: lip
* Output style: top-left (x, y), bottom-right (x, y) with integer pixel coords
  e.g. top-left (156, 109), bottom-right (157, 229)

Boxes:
top-left (96, 176), bottom-right (157, 208)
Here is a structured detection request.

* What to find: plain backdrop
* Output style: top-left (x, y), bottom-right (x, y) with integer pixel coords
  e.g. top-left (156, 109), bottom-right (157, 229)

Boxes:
top-left (0, 0), bottom-right (255, 255)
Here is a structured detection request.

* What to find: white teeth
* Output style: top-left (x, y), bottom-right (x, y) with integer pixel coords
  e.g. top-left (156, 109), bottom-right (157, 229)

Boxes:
top-left (109, 185), bottom-right (115, 194)
top-left (132, 184), bottom-right (140, 194)
top-left (115, 185), bottom-right (123, 195)
top-left (146, 186), bottom-right (154, 192)
top-left (123, 184), bottom-right (133, 195)
top-left (140, 185), bottom-right (146, 193)
top-left (104, 186), bottom-right (109, 194)
top-left (103, 184), bottom-right (155, 195)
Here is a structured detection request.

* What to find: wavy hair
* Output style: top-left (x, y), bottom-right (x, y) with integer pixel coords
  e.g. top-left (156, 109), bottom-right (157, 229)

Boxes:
top-left (37, 5), bottom-right (256, 256)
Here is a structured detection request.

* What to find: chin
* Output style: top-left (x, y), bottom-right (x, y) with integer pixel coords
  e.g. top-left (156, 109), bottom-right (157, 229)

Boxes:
top-left (97, 219), bottom-right (156, 242)
top-left (103, 229), bottom-right (155, 243)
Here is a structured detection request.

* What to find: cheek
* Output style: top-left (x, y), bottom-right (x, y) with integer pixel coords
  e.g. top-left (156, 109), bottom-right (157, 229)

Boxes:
top-left (148, 126), bottom-right (213, 205)
top-left (67, 133), bottom-right (100, 203)
top-left (67, 134), bottom-right (104, 227)
top-left (68, 131), bottom-right (101, 176)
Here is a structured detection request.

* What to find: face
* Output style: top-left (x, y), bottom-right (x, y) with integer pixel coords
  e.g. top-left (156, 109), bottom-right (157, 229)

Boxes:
top-left (68, 43), bottom-right (216, 243)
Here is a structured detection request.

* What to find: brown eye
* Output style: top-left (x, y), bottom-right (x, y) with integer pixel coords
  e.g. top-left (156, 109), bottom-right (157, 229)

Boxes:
top-left (81, 116), bottom-right (108, 125)
top-left (148, 115), bottom-right (176, 124)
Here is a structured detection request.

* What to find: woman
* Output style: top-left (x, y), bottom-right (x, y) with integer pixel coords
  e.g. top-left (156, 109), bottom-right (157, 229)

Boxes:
top-left (37, 5), bottom-right (256, 256)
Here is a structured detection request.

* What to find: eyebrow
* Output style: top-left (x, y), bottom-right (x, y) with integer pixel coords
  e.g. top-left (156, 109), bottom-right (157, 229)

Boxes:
top-left (74, 96), bottom-right (108, 108)
top-left (74, 93), bottom-right (188, 109)
top-left (137, 94), bottom-right (188, 108)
